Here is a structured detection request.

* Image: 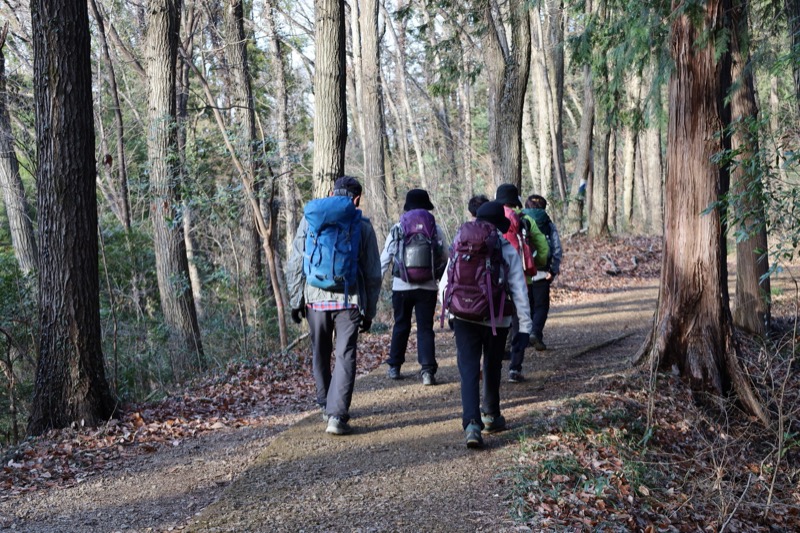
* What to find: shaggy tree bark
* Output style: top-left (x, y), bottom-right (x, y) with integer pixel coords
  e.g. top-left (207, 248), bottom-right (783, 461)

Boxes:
top-left (635, 0), bottom-right (767, 424)
top-left (146, 0), bottom-right (205, 376)
top-left (483, 0), bottom-right (531, 189)
top-left (312, 0), bottom-right (347, 197)
top-left (730, 0), bottom-right (770, 335)
top-left (0, 27), bottom-right (37, 275)
top-left (27, 0), bottom-right (115, 435)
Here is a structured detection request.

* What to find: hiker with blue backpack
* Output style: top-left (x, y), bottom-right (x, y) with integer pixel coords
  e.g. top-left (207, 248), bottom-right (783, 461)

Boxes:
top-left (522, 194), bottom-right (563, 351)
top-left (439, 201), bottom-right (532, 449)
top-left (380, 189), bottom-right (448, 385)
top-left (495, 184), bottom-right (549, 383)
top-left (286, 176), bottom-right (382, 436)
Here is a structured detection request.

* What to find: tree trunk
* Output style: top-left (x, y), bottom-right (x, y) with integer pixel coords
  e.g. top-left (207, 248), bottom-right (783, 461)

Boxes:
top-left (543, 0), bottom-right (567, 202)
top-left (313, 0), bottom-right (347, 197)
top-left (264, 0), bottom-right (299, 257)
top-left (88, 0), bottom-right (131, 231)
top-left (730, 0), bottom-right (770, 335)
top-left (146, 0), bottom-right (204, 377)
top-left (483, 0), bottom-right (531, 189)
top-left (589, 97), bottom-right (610, 238)
top-left (643, 63), bottom-right (664, 234)
top-left (607, 129), bottom-right (618, 233)
top-left (567, 63), bottom-right (594, 234)
top-left (522, 95), bottom-right (540, 194)
top-left (637, 0), bottom-right (767, 424)
top-left (348, 0), bottom-right (364, 157)
top-left (530, 15), bottom-right (552, 197)
top-left (358, 0), bottom-right (388, 232)
top-left (769, 75), bottom-right (788, 182)
top-left (0, 30), bottom-right (37, 275)
top-left (28, 0), bottom-right (115, 435)
top-left (622, 73), bottom-right (642, 229)
top-left (786, 0), bottom-right (800, 109)
top-left (224, 0), bottom-right (265, 331)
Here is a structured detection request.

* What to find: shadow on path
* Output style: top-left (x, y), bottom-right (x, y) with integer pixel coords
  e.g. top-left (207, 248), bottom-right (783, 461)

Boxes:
top-left (187, 281), bottom-right (659, 532)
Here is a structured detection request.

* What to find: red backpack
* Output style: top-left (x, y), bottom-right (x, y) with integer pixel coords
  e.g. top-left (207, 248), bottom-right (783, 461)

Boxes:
top-left (502, 206), bottom-right (537, 277)
top-left (440, 220), bottom-right (511, 335)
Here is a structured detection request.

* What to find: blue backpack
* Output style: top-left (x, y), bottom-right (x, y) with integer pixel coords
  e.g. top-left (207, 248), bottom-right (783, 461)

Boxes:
top-left (303, 196), bottom-right (362, 296)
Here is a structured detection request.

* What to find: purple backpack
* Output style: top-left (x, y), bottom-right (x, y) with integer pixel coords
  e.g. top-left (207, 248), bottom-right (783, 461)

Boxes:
top-left (441, 220), bottom-right (510, 335)
top-left (394, 209), bottom-right (438, 283)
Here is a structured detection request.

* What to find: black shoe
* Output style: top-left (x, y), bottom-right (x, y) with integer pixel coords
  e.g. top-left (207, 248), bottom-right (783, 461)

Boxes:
top-left (387, 366), bottom-right (402, 380)
top-left (465, 421), bottom-right (484, 449)
top-left (421, 371), bottom-right (436, 386)
top-left (531, 337), bottom-right (547, 351)
top-left (508, 370), bottom-right (525, 383)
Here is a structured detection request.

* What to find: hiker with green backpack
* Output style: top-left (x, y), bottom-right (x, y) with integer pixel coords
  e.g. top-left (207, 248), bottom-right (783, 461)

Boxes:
top-left (285, 176), bottom-right (382, 436)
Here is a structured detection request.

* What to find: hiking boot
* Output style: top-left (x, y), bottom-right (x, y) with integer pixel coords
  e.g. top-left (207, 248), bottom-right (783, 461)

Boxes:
top-left (326, 416), bottom-right (353, 435)
top-left (508, 370), bottom-right (525, 383)
top-left (465, 421), bottom-right (484, 449)
top-left (387, 366), bottom-right (402, 380)
top-left (421, 371), bottom-right (436, 386)
top-left (481, 414), bottom-right (507, 433)
top-left (531, 337), bottom-right (547, 351)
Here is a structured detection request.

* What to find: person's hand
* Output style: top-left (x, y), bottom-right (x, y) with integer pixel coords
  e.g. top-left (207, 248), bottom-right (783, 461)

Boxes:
top-left (291, 307), bottom-right (306, 324)
top-left (512, 332), bottom-right (529, 352)
top-left (546, 272), bottom-right (555, 282)
top-left (359, 317), bottom-right (372, 333)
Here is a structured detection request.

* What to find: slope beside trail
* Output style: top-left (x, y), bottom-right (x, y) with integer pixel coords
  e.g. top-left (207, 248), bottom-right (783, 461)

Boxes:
top-left (186, 280), bottom-right (658, 532)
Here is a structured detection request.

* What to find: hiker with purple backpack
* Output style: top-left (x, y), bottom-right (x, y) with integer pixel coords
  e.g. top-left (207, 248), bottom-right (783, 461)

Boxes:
top-left (380, 189), bottom-right (448, 385)
top-left (439, 201), bottom-right (532, 449)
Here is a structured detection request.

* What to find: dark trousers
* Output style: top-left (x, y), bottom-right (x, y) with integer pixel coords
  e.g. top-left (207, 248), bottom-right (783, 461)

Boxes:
top-left (387, 289), bottom-right (438, 374)
top-left (509, 284), bottom-right (534, 372)
top-left (307, 307), bottom-right (361, 422)
top-left (454, 320), bottom-right (508, 430)
top-left (529, 279), bottom-right (551, 340)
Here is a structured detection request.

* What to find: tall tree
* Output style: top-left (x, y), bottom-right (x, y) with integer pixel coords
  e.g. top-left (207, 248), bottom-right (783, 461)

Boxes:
top-left (358, 0), bottom-right (388, 226)
top-left (730, 0), bottom-right (770, 335)
top-left (636, 0), bottom-right (766, 423)
top-left (27, 0), bottom-right (115, 435)
top-left (483, 0), bottom-right (531, 189)
top-left (146, 0), bottom-right (205, 376)
top-left (312, 0), bottom-right (347, 197)
top-left (787, 0), bottom-right (800, 108)
top-left (224, 0), bottom-right (266, 331)
top-left (0, 26), bottom-right (37, 275)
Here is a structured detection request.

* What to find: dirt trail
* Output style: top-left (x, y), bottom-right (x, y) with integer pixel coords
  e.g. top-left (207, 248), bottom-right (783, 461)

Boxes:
top-left (188, 281), bottom-right (658, 532)
top-left (1, 280), bottom-right (657, 532)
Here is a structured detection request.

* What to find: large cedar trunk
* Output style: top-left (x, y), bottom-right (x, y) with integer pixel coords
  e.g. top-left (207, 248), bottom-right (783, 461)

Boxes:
top-left (638, 0), bottom-right (766, 423)
top-left (0, 31), bottom-right (37, 275)
top-left (730, 0), bottom-right (770, 334)
top-left (146, 0), bottom-right (205, 377)
top-left (28, 0), bottom-right (115, 435)
top-left (483, 0), bottom-right (531, 189)
top-left (566, 63), bottom-right (594, 234)
top-left (312, 0), bottom-right (347, 197)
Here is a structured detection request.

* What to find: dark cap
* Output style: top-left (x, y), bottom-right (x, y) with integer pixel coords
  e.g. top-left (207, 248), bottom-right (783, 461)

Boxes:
top-left (495, 183), bottom-right (522, 208)
top-left (476, 201), bottom-right (511, 233)
top-left (403, 189), bottom-right (435, 211)
top-left (333, 176), bottom-right (362, 198)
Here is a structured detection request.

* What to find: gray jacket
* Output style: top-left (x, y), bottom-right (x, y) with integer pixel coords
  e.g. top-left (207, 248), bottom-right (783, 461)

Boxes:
top-left (286, 214), bottom-right (382, 320)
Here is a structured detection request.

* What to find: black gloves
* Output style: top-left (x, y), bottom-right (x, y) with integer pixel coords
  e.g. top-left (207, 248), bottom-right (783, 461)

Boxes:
top-left (512, 332), bottom-right (530, 352)
top-left (291, 306), bottom-right (306, 324)
top-left (359, 317), bottom-right (372, 333)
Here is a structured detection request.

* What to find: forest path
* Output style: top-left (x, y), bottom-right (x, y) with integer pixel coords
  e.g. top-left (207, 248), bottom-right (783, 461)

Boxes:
top-left (186, 280), bottom-right (659, 532)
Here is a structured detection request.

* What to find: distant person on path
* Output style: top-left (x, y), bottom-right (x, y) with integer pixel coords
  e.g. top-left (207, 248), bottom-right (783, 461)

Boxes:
top-left (495, 184), bottom-right (549, 383)
top-left (439, 201), bottom-right (532, 449)
top-left (286, 176), bottom-right (382, 436)
top-left (522, 194), bottom-right (563, 351)
top-left (380, 189), bottom-right (448, 385)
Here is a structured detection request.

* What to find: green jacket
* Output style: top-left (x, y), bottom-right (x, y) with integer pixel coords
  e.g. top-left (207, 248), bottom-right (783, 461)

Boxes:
top-left (519, 210), bottom-right (549, 268)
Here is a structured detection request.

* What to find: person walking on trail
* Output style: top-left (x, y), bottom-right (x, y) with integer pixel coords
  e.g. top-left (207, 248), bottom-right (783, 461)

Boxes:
top-left (286, 176), bottom-right (382, 436)
top-left (494, 184), bottom-right (549, 383)
top-left (522, 194), bottom-right (563, 351)
top-left (439, 201), bottom-right (532, 449)
top-left (380, 189), bottom-right (448, 385)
